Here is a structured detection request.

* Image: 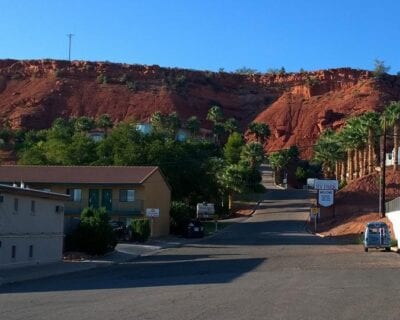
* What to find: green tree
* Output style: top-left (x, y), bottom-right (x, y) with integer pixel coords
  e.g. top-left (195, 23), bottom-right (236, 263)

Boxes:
top-left (186, 116), bottom-right (200, 137)
top-left (167, 112), bottom-right (181, 137)
top-left (206, 105), bottom-right (224, 124)
top-left (241, 142), bottom-right (265, 168)
top-left (97, 114), bottom-right (113, 133)
top-left (313, 129), bottom-right (345, 179)
top-left (224, 117), bottom-right (239, 134)
top-left (217, 164), bottom-right (248, 210)
top-left (373, 59), bottom-right (390, 78)
top-left (359, 112), bottom-right (380, 174)
top-left (224, 132), bottom-right (244, 165)
top-left (68, 207), bottom-right (116, 255)
top-left (74, 116), bottom-right (96, 132)
top-left (248, 122), bottom-right (270, 144)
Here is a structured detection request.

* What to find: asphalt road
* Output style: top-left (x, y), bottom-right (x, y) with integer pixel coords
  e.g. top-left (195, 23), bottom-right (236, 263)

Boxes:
top-left (2, 172), bottom-right (400, 320)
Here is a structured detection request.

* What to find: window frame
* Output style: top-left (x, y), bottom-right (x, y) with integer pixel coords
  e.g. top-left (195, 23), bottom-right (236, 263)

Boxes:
top-left (67, 188), bottom-right (82, 202)
top-left (119, 189), bottom-right (135, 202)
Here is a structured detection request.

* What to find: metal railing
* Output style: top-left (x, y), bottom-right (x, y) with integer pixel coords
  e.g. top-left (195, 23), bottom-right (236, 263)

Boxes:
top-left (385, 196), bottom-right (400, 213)
top-left (64, 199), bottom-right (144, 216)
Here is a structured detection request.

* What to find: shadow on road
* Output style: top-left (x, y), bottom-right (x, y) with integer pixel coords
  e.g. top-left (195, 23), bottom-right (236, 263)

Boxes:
top-left (0, 256), bottom-right (265, 294)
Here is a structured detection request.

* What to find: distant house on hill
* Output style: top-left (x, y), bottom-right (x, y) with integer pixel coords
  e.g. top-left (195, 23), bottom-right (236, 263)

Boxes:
top-left (0, 166), bottom-right (171, 237)
top-left (0, 185), bottom-right (69, 268)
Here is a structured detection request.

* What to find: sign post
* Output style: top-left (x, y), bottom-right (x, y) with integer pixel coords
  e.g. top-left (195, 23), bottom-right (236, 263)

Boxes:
top-left (310, 207), bottom-right (319, 232)
top-left (146, 208), bottom-right (160, 237)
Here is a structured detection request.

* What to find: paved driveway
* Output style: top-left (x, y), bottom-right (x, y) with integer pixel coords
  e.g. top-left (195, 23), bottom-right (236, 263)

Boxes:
top-left (1, 186), bottom-right (400, 320)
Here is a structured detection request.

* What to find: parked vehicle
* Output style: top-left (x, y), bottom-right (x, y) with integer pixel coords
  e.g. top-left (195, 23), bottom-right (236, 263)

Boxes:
top-left (109, 220), bottom-right (131, 241)
top-left (363, 221), bottom-right (391, 252)
top-left (184, 219), bottom-right (204, 238)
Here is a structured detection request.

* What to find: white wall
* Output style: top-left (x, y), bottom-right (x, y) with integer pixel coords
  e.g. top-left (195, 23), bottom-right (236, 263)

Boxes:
top-left (387, 211), bottom-right (400, 240)
top-left (0, 193), bottom-right (64, 268)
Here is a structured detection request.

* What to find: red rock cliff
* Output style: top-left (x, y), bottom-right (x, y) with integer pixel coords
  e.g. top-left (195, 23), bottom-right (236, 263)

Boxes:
top-left (0, 59), bottom-right (400, 158)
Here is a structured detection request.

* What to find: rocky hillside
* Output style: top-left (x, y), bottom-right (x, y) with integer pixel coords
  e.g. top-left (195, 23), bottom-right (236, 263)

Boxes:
top-left (1, 59), bottom-right (400, 157)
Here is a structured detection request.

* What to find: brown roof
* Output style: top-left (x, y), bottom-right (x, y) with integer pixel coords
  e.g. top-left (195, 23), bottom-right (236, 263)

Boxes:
top-left (0, 184), bottom-right (69, 201)
top-left (0, 166), bottom-right (159, 185)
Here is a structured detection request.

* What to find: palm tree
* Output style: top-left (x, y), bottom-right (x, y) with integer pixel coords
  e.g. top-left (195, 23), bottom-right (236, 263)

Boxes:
top-left (241, 142), bottom-right (265, 168)
top-left (97, 114), bottom-right (113, 135)
top-left (224, 117), bottom-right (239, 134)
top-left (313, 129), bottom-right (345, 179)
top-left (167, 112), bottom-right (181, 137)
top-left (150, 111), bottom-right (164, 132)
top-left (74, 116), bottom-right (95, 132)
top-left (359, 112), bottom-right (380, 174)
top-left (268, 150), bottom-right (290, 184)
top-left (186, 116), bottom-right (200, 137)
top-left (338, 118), bottom-right (366, 181)
top-left (248, 122), bottom-right (271, 144)
top-left (382, 101), bottom-right (400, 171)
top-left (217, 164), bottom-right (247, 210)
top-left (206, 105), bottom-right (224, 124)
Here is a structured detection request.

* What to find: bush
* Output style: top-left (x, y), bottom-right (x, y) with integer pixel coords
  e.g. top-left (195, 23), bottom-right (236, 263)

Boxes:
top-left (170, 201), bottom-right (195, 235)
top-left (65, 207), bottom-right (116, 255)
top-left (96, 74), bottom-right (108, 84)
top-left (130, 218), bottom-right (151, 242)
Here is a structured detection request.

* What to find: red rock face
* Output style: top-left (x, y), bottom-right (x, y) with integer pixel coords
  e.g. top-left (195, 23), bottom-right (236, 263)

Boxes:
top-left (0, 60), bottom-right (400, 159)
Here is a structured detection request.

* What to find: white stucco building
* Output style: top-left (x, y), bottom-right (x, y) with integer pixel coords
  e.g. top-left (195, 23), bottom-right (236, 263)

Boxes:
top-left (0, 185), bottom-right (69, 268)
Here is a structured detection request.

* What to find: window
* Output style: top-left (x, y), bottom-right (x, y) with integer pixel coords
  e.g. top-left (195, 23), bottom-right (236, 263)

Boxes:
top-left (67, 189), bottom-right (82, 202)
top-left (119, 189), bottom-right (135, 202)
top-left (31, 200), bottom-right (36, 213)
top-left (14, 198), bottom-right (18, 212)
top-left (29, 245), bottom-right (33, 258)
top-left (11, 245), bottom-right (16, 259)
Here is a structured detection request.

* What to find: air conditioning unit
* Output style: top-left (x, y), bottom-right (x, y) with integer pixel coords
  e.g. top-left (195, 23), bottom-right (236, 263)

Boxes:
top-left (55, 205), bottom-right (64, 214)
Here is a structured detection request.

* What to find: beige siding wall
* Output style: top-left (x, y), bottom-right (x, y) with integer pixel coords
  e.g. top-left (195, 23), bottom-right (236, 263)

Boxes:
top-left (143, 170), bottom-right (171, 237)
top-left (0, 193), bottom-right (64, 268)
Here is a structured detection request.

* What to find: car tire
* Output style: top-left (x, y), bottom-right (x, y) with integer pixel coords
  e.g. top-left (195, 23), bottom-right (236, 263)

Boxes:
top-left (386, 247), bottom-right (391, 252)
top-left (364, 247), bottom-right (368, 252)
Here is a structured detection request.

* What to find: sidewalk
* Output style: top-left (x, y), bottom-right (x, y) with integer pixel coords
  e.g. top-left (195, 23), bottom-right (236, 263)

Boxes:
top-left (0, 236), bottom-right (187, 287)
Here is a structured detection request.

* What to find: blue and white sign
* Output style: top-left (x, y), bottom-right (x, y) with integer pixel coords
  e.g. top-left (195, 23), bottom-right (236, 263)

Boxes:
top-left (314, 179), bottom-right (338, 190)
top-left (318, 190), bottom-right (334, 207)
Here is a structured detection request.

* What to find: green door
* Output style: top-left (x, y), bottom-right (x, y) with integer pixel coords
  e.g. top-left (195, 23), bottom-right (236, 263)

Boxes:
top-left (88, 189), bottom-right (100, 208)
top-left (101, 189), bottom-right (112, 211)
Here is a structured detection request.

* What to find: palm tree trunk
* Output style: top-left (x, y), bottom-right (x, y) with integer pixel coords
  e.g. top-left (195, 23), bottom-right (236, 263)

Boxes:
top-left (368, 129), bottom-right (374, 174)
top-left (228, 193), bottom-right (233, 210)
top-left (363, 148), bottom-right (368, 175)
top-left (359, 149), bottom-right (364, 177)
top-left (354, 149), bottom-right (359, 179)
top-left (335, 162), bottom-right (340, 180)
top-left (348, 149), bottom-right (353, 180)
top-left (394, 123), bottom-right (399, 171)
top-left (341, 160), bottom-right (347, 183)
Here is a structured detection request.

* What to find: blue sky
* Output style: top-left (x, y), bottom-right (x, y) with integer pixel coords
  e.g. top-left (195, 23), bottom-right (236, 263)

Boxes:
top-left (1, 0), bottom-right (399, 73)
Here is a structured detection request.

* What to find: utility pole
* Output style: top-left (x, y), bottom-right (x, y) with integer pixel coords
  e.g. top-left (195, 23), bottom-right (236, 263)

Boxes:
top-left (67, 33), bottom-right (74, 62)
top-left (379, 118), bottom-right (387, 218)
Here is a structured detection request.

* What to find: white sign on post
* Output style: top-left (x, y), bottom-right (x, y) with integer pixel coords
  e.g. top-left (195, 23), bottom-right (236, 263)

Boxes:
top-left (318, 190), bottom-right (334, 207)
top-left (146, 208), bottom-right (160, 218)
top-left (314, 179), bottom-right (338, 190)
